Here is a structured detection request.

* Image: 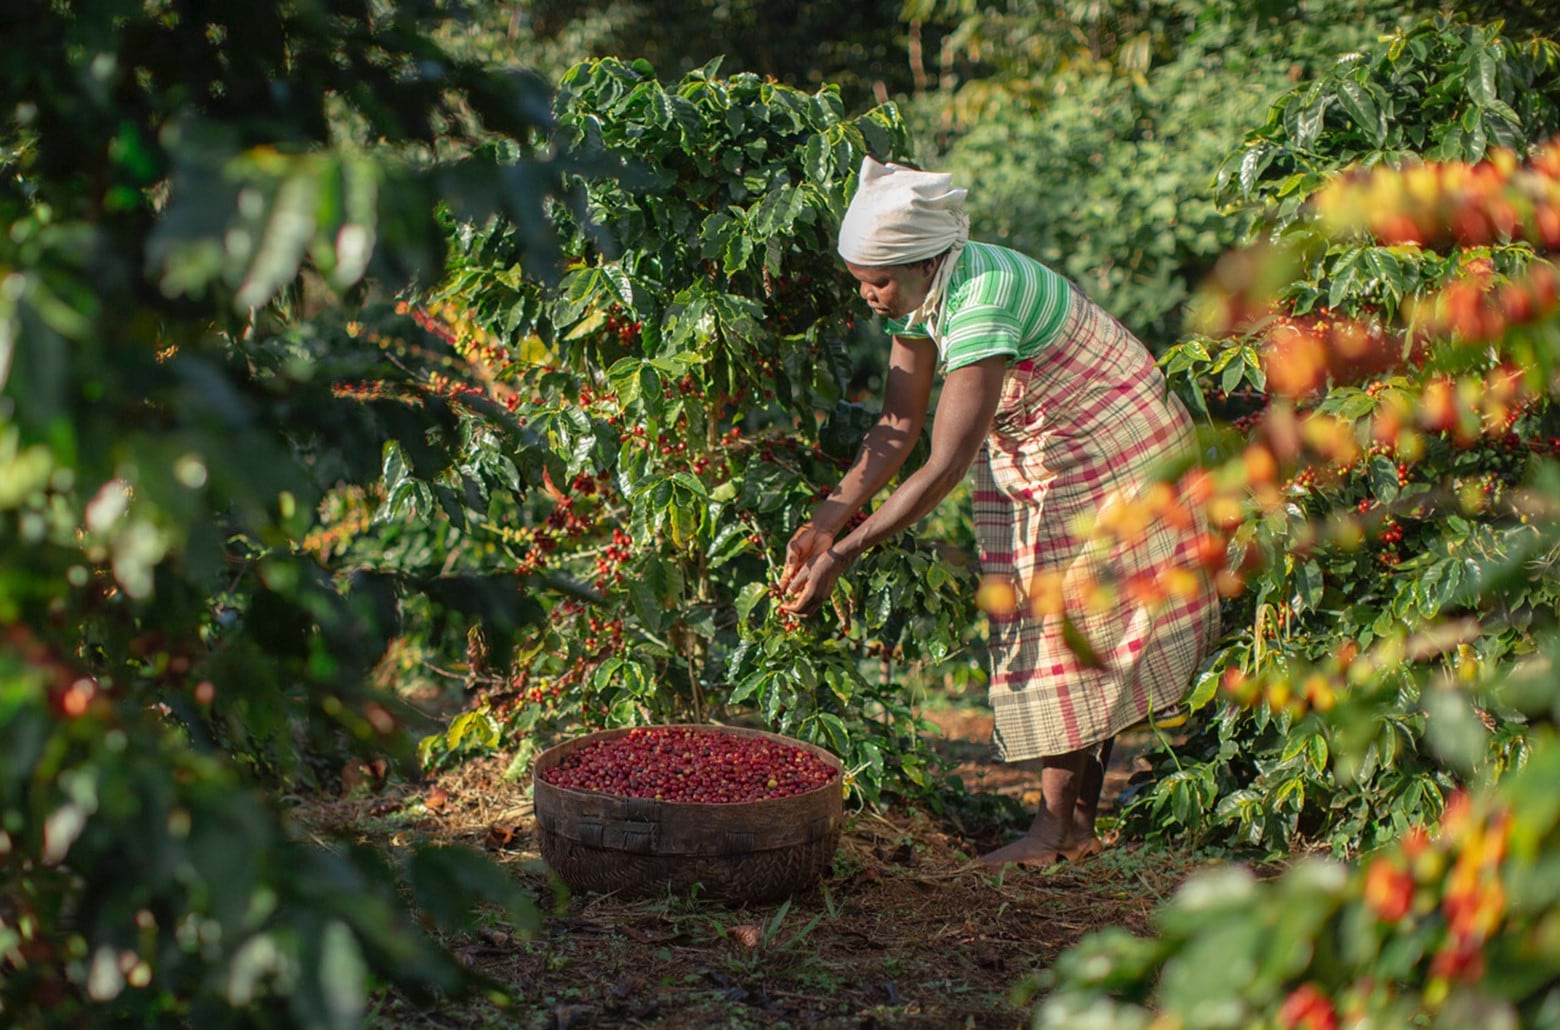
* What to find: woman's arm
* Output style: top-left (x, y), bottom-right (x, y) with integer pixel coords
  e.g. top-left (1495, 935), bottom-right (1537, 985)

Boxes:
top-left (781, 354), bottom-right (1006, 614)
top-left (832, 355), bottom-right (1006, 560)
top-left (778, 334), bottom-right (936, 594)
top-left (809, 334), bottom-right (938, 536)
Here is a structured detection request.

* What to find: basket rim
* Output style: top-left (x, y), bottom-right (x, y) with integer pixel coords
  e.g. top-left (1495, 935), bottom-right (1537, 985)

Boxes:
top-left (532, 722), bottom-right (844, 809)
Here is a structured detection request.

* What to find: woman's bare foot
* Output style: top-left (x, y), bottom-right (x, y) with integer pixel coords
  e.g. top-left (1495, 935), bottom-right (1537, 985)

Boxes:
top-left (976, 823), bottom-right (1068, 868)
top-left (977, 748), bottom-right (1091, 869)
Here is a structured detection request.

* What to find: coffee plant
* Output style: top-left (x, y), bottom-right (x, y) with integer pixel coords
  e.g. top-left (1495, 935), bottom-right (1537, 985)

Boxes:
top-left (914, 0), bottom-right (1448, 349)
top-left (0, 1), bottom-right (591, 1023)
top-left (1037, 735), bottom-right (1560, 1026)
top-left (1021, 17), bottom-right (1560, 1011)
top-left (1114, 17), bottom-right (1560, 855)
top-left (317, 57), bottom-right (980, 805)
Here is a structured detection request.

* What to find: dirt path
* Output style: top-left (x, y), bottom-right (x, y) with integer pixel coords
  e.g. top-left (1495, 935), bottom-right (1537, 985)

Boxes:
top-left (294, 708), bottom-right (1199, 1028)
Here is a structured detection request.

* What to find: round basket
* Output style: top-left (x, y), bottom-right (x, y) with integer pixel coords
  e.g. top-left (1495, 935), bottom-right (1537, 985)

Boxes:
top-left (532, 723), bottom-right (843, 904)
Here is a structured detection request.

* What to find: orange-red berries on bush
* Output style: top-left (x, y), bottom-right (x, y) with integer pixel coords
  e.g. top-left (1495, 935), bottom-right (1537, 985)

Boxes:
top-left (1363, 857), bottom-right (1415, 923)
top-left (1278, 983), bottom-right (1338, 1030)
top-left (541, 727), bottom-right (837, 803)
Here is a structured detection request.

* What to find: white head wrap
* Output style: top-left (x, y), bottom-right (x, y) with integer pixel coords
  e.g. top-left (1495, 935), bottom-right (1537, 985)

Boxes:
top-left (837, 157), bottom-right (969, 344)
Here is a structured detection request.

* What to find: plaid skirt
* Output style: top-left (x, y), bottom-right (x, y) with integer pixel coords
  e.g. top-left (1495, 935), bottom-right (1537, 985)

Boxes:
top-left (974, 285), bottom-right (1220, 762)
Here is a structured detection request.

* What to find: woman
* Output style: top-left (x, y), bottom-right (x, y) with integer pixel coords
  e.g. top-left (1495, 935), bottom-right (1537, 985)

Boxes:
top-left (779, 157), bottom-right (1220, 867)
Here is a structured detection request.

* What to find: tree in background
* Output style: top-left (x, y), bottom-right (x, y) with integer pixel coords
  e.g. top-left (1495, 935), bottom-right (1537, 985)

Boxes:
top-left (438, 0), bottom-right (921, 110)
top-left (909, 0), bottom-right (1485, 348)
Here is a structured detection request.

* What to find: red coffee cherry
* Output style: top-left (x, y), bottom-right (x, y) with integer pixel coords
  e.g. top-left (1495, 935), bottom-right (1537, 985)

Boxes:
top-left (540, 727), bottom-right (837, 803)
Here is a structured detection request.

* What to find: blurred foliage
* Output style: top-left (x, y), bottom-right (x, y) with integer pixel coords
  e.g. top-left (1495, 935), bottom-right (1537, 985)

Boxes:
top-left (1038, 733), bottom-right (1560, 1025)
top-left (1217, 18), bottom-right (1560, 217)
top-left (0, 0), bottom-right (584, 1023)
top-left (1120, 16), bottom-right (1560, 856)
top-left (1029, 18), bottom-right (1560, 1026)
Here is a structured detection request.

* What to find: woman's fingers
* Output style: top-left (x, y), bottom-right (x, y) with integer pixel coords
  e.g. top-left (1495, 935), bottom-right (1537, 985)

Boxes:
top-left (783, 554), bottom-right (840, 617)
top-left (779, 530), bottom-right (818, 591)
top-left (781, 561), bottom-right (812, 603)
top-left (779, 551), bottom-right (804, 592)
top-left (781, 562), bottom-right (820, 614)
top-left (787, 578), bottom-right (828, 617)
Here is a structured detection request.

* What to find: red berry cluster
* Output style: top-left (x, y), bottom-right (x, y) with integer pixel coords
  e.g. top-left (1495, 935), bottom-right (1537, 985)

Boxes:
top-left (1377, 517), bottom-right (1405, 567)
top-left (767, 582), bottom-right (802, 633)
top-left (424, 370), bottom-right (487, 407)
top-left (411, 307), bottom-right (510, 369)
top-left (581, 608), bottom-right (625, 656)
top-left (604, 305), bottom-right (642, 346)
top-left (410, 306), bottom-right (457, 346)
top-left (1231, 408), bottom-right (1267, 433)
top-left (538, 598), bottom-right (615, 697)
top-left (507, 669), bottom-right (563, 709)
top-left (541, 727), bottom-right (837, 803)
top-left (595, 527), bottom-right (632, 592)
top-left (331, 381), bottom-right (411, 404)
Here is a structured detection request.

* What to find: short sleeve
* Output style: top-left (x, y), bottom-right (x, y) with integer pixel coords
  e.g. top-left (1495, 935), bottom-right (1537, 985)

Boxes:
top-left (940, 304), bottom-right (1023, 372)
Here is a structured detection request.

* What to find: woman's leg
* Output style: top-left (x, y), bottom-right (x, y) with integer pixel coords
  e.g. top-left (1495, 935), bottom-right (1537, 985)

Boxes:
top-left (976, 747), bottom-right (1091, 867)
top-left (1064, 736), bottom-right (1114, 860)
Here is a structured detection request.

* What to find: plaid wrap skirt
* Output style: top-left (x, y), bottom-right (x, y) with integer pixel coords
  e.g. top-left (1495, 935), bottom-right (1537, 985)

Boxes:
top-left (974, 284), bottom-right (1220, 762)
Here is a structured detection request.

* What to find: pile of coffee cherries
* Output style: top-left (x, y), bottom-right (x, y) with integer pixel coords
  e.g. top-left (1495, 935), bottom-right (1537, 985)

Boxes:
top-left (540, 727), bottom-right (837, 803)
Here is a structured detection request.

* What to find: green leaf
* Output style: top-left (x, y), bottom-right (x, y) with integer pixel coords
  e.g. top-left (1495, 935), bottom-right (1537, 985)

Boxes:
top-left (236, 171), bottom-right (322, 309)
top-left (314, 921), bottom-right (367, 1030)
top-left (1220, 358), bottom-right (1245, 396)
top-left (601, 265), bottom-right (635, 309)
top-left (1238, 145), bottom-right (1274, 196)
top-left (728, 670), bottom-right (766, 706)
top-left (1292, 560), bottom-right (1323, 613)
top-left (823, 668), bottom-right (853, 706)
top-left (1468, 44), bottom-right (1499, 108)
top-left (1296, 97), bottom-right (1329, 148)
top-left (1186, 667), bottom-right (1221, 713)
top-left (1336, 79), bottom-right (1382, 142)
top-left (1367, 454), bottom-right (1401, 502)
top-left (736, 581), bottom-right (770, 625)
top-left (802, 133), bottom-right (832, 182)
top-left (816, 712), bottom-right (849, 755)
top-left (1423, 687), bottom-right (1488, 773)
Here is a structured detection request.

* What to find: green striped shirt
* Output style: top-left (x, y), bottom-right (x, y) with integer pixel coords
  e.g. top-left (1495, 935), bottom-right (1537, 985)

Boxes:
top-left (884, 240), bottom-right (1073, 372)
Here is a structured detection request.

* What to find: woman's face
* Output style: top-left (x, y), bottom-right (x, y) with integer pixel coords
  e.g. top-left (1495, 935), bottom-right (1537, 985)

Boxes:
top-left (845, 259), bottom-right (936, 319)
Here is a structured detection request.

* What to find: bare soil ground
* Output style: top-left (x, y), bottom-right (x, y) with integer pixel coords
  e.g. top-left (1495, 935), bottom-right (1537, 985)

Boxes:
top-left (290, 708), bottom-right (1207, 1029)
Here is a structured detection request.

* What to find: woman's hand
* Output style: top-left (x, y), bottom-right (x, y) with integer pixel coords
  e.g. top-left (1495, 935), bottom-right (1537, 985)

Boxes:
top-left (779, 522), bottom-right (835, 594)
top-left (781, 548), bottom-right (850, 617)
